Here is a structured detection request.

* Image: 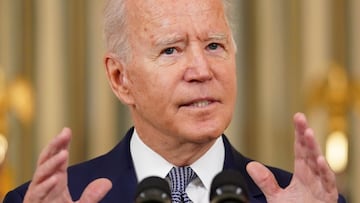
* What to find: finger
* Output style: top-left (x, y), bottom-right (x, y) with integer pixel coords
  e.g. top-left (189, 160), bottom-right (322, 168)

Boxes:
top-left (25, 175), bottom-right (57, 202)
top-left (78, 178), bottom-right (112, 203)
top-left (303, 128), bottom-right (323, 171)
top-left (33, 149), bottom-right (69, 185)
top-left (293, 130), bottom-right (322, 184)
top-left (38, 127), bottom-right (72, 165)
top-left (293, 113), bottom-right (333, 187)
top-left (293, 114), bottom-right (324, 177)
top-left (293, 113), bottom-right (322, 162)
top-left (293, 113), bottom-right (308, 160)
top-left (293, 112), bottom-right (307, 136)
top-left (317, 156), bottom-right (337, 194)
top-left (246, 161), bottom-right (281, 197)
top-left (294, 113), bottom-right (308, 155)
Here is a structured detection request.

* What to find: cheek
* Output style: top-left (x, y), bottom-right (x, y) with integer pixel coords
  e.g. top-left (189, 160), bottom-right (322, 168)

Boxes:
top-left (218, 62), bottom-right (237, 105)
top-left (130, 71), bottom-right (174, 108)
top-left (229, 71), bottom-right (237, 92)
top-left (217, 61), bottom-right (237, 87)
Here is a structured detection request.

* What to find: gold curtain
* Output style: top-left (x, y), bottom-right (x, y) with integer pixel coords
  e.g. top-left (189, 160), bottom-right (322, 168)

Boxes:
top-left (0, 0), bottom-right (129, 200)
top-left (0, 0), bottom-right (358, 202)
top-left (227, 0), bottom-right (358, 201)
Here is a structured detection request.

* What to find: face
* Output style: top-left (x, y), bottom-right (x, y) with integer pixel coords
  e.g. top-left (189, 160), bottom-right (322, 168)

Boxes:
top-left (112, 0), bottom-right (237, 144)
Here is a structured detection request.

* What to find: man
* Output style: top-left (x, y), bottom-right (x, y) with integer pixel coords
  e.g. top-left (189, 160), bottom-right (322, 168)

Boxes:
top-left (4, 0), bottom-right (346, 202)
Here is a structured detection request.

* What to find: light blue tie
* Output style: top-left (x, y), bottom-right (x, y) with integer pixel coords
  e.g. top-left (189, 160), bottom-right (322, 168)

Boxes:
top-left (167, 166), bottom-right (197, 203)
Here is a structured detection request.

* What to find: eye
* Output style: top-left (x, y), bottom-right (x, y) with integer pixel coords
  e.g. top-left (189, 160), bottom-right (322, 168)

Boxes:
top-left (207, 43), bottom-right (220, 50)
top-left (161, 47), bottom-right (176, 55)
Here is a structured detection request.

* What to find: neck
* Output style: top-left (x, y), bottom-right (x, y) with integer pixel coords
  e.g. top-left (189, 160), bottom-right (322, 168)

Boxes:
top-left (135, 128), bottom-right (217, 166)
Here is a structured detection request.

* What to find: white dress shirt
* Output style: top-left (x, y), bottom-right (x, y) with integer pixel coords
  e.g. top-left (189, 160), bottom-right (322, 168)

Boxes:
top-left (130, 129), bottom-right (225, 203)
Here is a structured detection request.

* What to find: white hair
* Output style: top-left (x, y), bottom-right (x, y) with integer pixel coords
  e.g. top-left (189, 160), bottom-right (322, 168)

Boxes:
top-left (103, 0), bottom-right (131, 62)
top-left (103, 0), bottom-right (236, 62)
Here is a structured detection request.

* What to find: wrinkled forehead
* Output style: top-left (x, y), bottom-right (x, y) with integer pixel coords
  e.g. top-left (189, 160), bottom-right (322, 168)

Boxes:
top-left (126, 0), bottom-right (228, 29)
top-left (130, 0), bottom-right (224, 13)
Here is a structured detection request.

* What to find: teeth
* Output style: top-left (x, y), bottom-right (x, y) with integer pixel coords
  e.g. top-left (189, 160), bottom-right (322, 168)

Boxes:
top-left (190, 100), bottom-right (210, 107)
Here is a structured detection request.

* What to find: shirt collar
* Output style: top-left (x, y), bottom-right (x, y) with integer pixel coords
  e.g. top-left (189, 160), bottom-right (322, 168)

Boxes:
top-left (130, 129), bottom-right (173, 181)
top-left (130, 128), bottom-right (225, 190)
top-left (190, 136), bottom-right (224, 189)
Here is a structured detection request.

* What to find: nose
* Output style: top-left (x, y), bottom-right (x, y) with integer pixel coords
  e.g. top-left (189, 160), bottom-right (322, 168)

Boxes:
top-left (183, 45), bottom-right (213, 82)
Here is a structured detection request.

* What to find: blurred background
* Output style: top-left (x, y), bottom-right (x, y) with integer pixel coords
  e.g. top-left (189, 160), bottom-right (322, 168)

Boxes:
top-left (0, 0), bottom-right (359, 202)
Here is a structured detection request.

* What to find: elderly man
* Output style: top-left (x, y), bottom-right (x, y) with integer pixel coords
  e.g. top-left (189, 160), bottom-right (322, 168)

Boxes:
top-left (4, 0), bottom-right (346, 202)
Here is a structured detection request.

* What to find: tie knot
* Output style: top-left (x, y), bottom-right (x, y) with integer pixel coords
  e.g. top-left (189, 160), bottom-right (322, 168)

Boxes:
top-left (167, 166), bottom-right (197, 202)
top-left (168, 166), bottom-right (196, 192)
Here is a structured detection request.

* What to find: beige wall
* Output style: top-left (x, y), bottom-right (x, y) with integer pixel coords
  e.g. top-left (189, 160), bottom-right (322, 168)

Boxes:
top-left (0, 0), bottom-right (358, 201)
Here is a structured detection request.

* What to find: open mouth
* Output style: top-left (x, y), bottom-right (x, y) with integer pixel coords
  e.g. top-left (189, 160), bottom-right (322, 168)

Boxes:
top-left (180, 99), bottom-right (217, 108)
top-left (189, 100), bottom-right (212, 107)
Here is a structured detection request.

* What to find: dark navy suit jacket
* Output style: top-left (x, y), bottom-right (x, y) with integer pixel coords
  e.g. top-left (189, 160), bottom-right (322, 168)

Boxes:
top-left (4, 127), bottom-right (346, 202)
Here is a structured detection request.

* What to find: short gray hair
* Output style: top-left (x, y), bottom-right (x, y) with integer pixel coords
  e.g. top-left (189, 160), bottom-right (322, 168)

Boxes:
top-left (103, 0), bottom-right (131, 62)
top-left (103, 0), bottom-right (235, 62)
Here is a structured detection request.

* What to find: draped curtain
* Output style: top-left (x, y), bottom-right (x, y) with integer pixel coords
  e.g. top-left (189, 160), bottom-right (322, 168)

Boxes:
top-left (0, 0), bottom-right (358, 202)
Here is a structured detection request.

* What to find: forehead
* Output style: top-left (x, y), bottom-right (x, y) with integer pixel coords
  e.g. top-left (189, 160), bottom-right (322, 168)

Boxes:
top-left (126, 0), bottom-right (229, 33)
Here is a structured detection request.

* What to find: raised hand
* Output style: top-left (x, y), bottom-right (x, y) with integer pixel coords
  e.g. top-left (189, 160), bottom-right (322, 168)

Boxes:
top-left (246, 112), bottom-right (339, 203)
top-left (23, 128), bottom-right (112, 203)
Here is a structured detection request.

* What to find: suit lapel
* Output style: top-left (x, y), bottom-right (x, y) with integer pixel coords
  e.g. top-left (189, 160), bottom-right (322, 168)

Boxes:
top-left (222, 135), bottom-right (265, 201)
top-left (99, 127), bottom-right (138, 202)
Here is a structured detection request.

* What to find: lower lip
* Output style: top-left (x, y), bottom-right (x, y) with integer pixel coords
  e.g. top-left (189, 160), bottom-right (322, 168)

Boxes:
top-left (181, 101), bottom-right (217, 109)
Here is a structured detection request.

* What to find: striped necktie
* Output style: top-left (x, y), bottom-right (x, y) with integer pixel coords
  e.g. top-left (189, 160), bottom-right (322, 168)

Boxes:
top-left (167, 166), bottom-right (197, 203)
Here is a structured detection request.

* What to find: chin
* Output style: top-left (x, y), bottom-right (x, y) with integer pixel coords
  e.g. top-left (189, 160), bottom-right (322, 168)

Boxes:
top-left (174, 114), bottom-right (232, 143)
top-left (181, 125), bottom-right (224, 144)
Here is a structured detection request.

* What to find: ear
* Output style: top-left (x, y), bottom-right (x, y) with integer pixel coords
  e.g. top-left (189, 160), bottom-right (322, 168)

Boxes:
top-left (104, 53), bottom-right (134, 105)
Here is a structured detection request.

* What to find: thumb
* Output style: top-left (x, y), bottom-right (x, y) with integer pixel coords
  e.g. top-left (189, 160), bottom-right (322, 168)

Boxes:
top-left (246, 161), bottom-right (281, 197)
top-left (78, 178), bottom-right (112, 203)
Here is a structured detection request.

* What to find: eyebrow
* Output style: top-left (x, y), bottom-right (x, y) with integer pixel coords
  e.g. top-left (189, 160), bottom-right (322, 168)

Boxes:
top-left (153, 33), bottom-right (185, 47)
top-left (206, 33), bottom-right (228, 42)
top-left (153, 32), bottom-right (229, 47)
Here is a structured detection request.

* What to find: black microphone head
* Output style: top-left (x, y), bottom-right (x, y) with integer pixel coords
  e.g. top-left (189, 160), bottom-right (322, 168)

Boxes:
top-left (210, 170), bottom-right (249, 203)
top-left (135, 176), bottom-right (171, 203)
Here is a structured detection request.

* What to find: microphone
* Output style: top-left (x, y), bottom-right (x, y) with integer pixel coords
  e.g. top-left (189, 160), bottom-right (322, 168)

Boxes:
top-left (210, 170), bottom-right (249, 203)
top-left (134, 176), bottom-right (171, 203)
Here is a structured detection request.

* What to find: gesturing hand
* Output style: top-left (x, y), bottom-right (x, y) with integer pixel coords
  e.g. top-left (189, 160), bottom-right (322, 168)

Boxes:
top-left (246, 113), bottom-right (339, 203)
top-left (24, 128), bottom-right (112, 203)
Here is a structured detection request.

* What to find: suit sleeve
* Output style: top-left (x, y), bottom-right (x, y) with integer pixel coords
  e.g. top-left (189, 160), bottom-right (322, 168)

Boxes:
top-left (3, 183), bottom-right (28, 203)
top-left (338, 194), bottom-right (347, 203)
top-left (3, 190), bottom-right (25, 203)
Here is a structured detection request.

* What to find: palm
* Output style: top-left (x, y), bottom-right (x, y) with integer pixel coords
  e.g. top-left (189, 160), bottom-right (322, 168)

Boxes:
top-left (247, 113), bottom-right (338, 203)
top-left (23, 128), bottom-right (111, 203)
